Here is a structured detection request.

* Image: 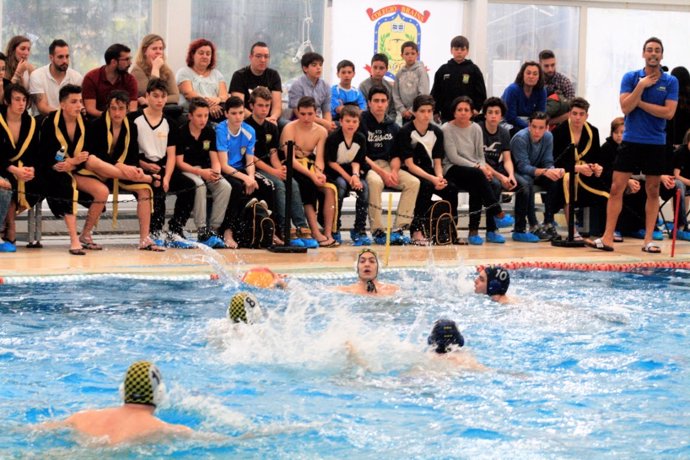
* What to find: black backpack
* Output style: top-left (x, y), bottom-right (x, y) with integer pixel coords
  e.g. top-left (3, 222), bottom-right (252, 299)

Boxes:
top-left (236, 199), bottom-right (275, 249)
top-left (425, 200), bottom-right (459, 245)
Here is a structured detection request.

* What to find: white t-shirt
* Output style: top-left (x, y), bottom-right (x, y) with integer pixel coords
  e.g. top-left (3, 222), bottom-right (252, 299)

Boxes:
top-left (175, 66), bottom-right (225, 108)
top-left (29, 65), bottom-right (83, 110)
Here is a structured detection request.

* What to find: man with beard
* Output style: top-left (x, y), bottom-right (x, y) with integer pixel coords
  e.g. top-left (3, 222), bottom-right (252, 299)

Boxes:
top-left (29, 39), bottom-right (83, 116)
top-left (586, 37), bottom-right (678, 254)
top-left (82, 44), bottom-right (138, 118)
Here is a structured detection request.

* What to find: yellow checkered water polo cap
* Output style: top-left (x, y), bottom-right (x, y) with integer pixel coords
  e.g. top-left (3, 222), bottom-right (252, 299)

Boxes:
top-left (227, 292), bottom-right (263, 324)
top-left (121, 361), bottom-right (165, 407)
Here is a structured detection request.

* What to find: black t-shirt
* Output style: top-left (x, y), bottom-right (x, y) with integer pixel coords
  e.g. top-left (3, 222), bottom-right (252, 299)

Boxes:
top-left (176, 122), bottom-right (216, 169)
top-left (87, 114), bottom-right (140, 167)
top-left (397, 121), bottom-right (444, 172)
top-left (244, 116), bottom-right (279, 163)
top-left (325, 128), bottom-right (367, 180)
top-left (229, 66), bottom-right (282, 109)
top-left (673, 145), bottom-right (690, 178)
top-left (479, 121), bottom-right (511, 170)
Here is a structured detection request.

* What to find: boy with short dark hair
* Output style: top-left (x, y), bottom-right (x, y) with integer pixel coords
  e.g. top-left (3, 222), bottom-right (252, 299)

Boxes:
top-left (331, 59), bottom-right (367, 122)
top-left (392, 41), bottom-right (429, 123)
top-left (359, 53), bottom-right (396, 119)
top-left (325, 105), bottom-right (371, 245)
top-left (288, 51), bottom-right (334, 131)
top-left (431, 35), bottom-right (487, 123)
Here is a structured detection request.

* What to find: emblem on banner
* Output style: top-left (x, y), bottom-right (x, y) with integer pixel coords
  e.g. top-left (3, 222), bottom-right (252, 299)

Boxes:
top-left (366, 5), bottom-right (430, 78)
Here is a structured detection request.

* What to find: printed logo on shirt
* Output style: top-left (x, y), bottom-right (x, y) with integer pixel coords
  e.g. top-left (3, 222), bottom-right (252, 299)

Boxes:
top-left (266, 134), bottom-right (273, 143)
top-left (203, 140), bottom-right (210, 151)
top-left (443, 73), bottom-right (450, 80)
top-left (462, 74), bottom-right (470, 84)
top-left (241, 146), bottom-right (247, 155)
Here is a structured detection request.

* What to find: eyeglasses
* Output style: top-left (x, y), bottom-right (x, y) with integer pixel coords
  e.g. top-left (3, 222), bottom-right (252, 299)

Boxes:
top-left (252, 54), bottom-right (270, 60)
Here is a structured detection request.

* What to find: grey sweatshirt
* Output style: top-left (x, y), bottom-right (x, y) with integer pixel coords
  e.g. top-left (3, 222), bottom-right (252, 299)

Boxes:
top-left (441, 122), bottom-right (485, 175)
top-left (393, 61), bottom-right (430, 115)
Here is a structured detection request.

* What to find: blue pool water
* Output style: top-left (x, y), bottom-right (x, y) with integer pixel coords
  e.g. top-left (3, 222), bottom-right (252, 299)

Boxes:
top-left (1, 267), bottom-right (690, 457)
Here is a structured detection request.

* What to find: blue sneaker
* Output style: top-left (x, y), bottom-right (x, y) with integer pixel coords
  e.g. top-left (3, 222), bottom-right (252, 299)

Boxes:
top-left (199, 235), bottom-right (226, 249)
top-left (677, 230), bottom-right (690, 241)
top-left (468, 234), bottom-right (484, 245)
top-left (332, 231), bottom-right (342, 245)
top-left (630, 229), bottom-right (646, 239)
top-left (166, 232), bottom-right (196, 249)
top-left (299, 237), bottom-right (319, 249)
top-left (151, 233), bottom-right (165, 247)
top-left (512, 231), bottom-right (540, 243)
top-left (373, 230), bottom-right (387, 245)
top-left (494, 213), bottom-right (514, 228)
top-left (0, 241), bottom-right (17, 252)
top-left (652, 230), bottom-right (664, 241)
top-left (389, 229), bottom-right (411, 245)
top-left (486, 231), bottom-right (505, 244)
top-left (350, 230), bottom-right (372, 246)
top-left (289, 238), bottom-right (306, 248)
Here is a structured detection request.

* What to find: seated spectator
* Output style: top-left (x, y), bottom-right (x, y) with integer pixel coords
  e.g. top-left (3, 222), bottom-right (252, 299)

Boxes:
top-left (216, 96), bottom-right (276, 248)
top-left (175, 97), bottom-right (231, 248)
top-left (551, 97), bottom-right (607, 239)
top-left (360, 87), bottom-right (419, 245)
top-left (443, 96), bottom-right (512, 245)
top-left (399, 95), bottom-right (458, 245)
top-left (510, 111), bottom-right (564, 242)
top-left (86, 90), bottom-right (164, 251)
top-left (330, 59), bottom-right (366, 123)
top-left (479, 97), bottom-right (518, 202)
top-left (280, 96), bottom-right (337, 247)
top-left (177, 38), bottom-right (228, 121)
top-left (229, 41), bottom-right (282, 124)
top-left (82, 44), bottom-right (138, 118)
top-left (670, 129), bottom-right (690, 240)
top-left (0, 84), bottom-right (40, 252)
top-left (134, 79), bottom-right (195, 248)
top-left (325, 105), bottom-right (371, 246)
top-left (288, 52), bottom-right (334, 131)
top-left (358, 53), bottom-right (396, 119)
top-left (29, 39), bottom-right (83, 117)
top-left (501, 61), bottom-right (546, 136)
top-left (130, 34), bottom-right (179, 107)
top-left (244, 86), bottom-right (317, 248)
top-left (0, 52), bottom-right (11, 104)
top-left (5, 35), bottom-right (34, 90)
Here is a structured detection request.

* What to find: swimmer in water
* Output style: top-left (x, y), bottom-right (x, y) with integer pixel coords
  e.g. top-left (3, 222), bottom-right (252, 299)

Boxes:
top-left (336, 248), bottom-right (399, 295)
top-left (427, 319), bottom-right (487, 371)
top-left (241, 267), bottom-right (288, 289)
top-left (39, 361), bottom-right (192, 445)
top-left (474, 265), bottom-right (512, 304)
top-left (227, 291), bottom-right (264, 324)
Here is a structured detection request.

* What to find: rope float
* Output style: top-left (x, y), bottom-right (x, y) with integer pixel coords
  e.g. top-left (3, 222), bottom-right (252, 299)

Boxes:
top-left (477, 260), bottom-right (690, 272)
top-left (0, 273), bottom-right (220, 285)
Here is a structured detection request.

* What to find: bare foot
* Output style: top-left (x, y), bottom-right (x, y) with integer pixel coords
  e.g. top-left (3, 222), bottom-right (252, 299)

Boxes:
top-left (223, 229), bottom-right (238, 249)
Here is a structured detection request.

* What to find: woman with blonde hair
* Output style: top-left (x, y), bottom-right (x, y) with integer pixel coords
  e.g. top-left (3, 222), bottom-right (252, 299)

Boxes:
top-left (4, 35), bottom-right (34, 89)
top-left (130, 34), bottom-right (179, 106)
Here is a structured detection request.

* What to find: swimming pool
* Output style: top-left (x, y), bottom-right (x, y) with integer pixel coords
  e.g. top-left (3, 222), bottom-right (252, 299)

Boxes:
top-left (1, 267), bottom-right (690, 457)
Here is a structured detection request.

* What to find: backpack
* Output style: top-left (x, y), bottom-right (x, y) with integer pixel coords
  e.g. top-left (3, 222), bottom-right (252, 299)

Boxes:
top-left (236, 199), bottom-right (275, 249)
top-left (425, 200), bottom-right (459, 245)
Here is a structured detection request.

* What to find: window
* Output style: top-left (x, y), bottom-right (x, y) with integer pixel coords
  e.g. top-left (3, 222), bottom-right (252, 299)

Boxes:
top-left (2, 0), bottom-right (151, 74)
top-left (487, 3), bottom-right (579, 98)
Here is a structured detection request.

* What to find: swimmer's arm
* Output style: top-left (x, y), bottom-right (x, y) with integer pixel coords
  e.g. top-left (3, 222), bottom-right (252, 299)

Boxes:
top-left (345, 340), bottom-right (371, 371)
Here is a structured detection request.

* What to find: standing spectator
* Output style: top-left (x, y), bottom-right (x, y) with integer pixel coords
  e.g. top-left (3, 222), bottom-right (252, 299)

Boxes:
top-left (359, 53), bottom-right (396, 119)
top-left (330, 59), bottom-right (366, 123)
top-left (288, 52), bottom-right (334, 131)
top-left (393, 41), bottom-right (429, 124)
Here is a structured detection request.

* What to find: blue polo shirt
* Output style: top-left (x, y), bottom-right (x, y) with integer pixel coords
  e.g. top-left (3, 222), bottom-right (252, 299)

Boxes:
top-left (215, 120), bottom-right (255, 170)
top-left (620, 68), bottom-right (678, 145)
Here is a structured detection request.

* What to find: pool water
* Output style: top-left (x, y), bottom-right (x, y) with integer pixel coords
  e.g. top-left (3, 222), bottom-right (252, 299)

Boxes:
top-left (1, 267), bottom-right (690, 458)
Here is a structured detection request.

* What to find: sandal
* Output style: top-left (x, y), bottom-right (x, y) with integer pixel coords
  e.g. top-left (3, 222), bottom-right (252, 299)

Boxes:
top-left (584, 238), bottom-right (614, 252)
top-left (641, 242), bottom-right (661, 254)
top-left (139, 238), bottom-right (165, 252)
top-left (80, 238), bottom-right (103, 250)
top-left (318, 238), bottom-right (339, 248)
top-left (69, 248), bottom-right (86, 256)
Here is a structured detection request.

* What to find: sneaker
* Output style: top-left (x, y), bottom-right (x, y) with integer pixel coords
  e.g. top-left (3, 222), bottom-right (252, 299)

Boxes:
top-left (350, 229), bottom-right (372, 246)
top-left (630, 229), bottom-right (646, 239)
top-left (0, 241), bottom-right (17, 252)
top-left (677, 230), bottom-right (690, 241)
top-left (199, 234), bottom-right (226, 249)
top-left (531, 226), bottom-right (552, 241)
top-left (545, 225), bottom-right (560, 240)
top-left (166, 231), bottom-right (195, 249)
top-left (486, 231), bottom-right (505, 244)
top-left (512, 231), bottom-right (540, 243)
top-left (332, 231), bottom-right (342, 245)
top-left (390, 229), bottom-right (411, 245)
top-left (468, 234), bottom-right (484, 245)
top-left (494, 213), bottom-right (514, 228)
top-left (372, 229), bottom-right (387, 245)
top-left (151, 233), bottom-right (165, 247)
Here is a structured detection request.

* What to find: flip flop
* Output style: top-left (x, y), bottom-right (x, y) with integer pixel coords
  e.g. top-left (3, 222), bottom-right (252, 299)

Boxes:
top-left (139, 241), bottom-right (165, 252)
top-left (80, 241), bottom-right (103, 250)
top-left (641, 242), bottom-right (661, 254)
top-left (584, 238), bottom-right (614, 252)
top-left (318, 238), bottom-right (339, 248)
top-left (69, 248), bottom-right (86, 256)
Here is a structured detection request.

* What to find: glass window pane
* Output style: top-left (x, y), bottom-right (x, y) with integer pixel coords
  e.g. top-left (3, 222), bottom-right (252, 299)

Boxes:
top-left (2, 0), bottom-right (151, 74)
top-left (191, 0), bottom-right (325, 84)
top-left (487, 4), bottom-right (579, 98)
top-left (585, 7), bottom-right (690, 135)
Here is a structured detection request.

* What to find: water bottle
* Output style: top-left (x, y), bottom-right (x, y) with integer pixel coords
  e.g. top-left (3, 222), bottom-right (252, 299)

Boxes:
top-left (54, 147), bottom-right (66, 162)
